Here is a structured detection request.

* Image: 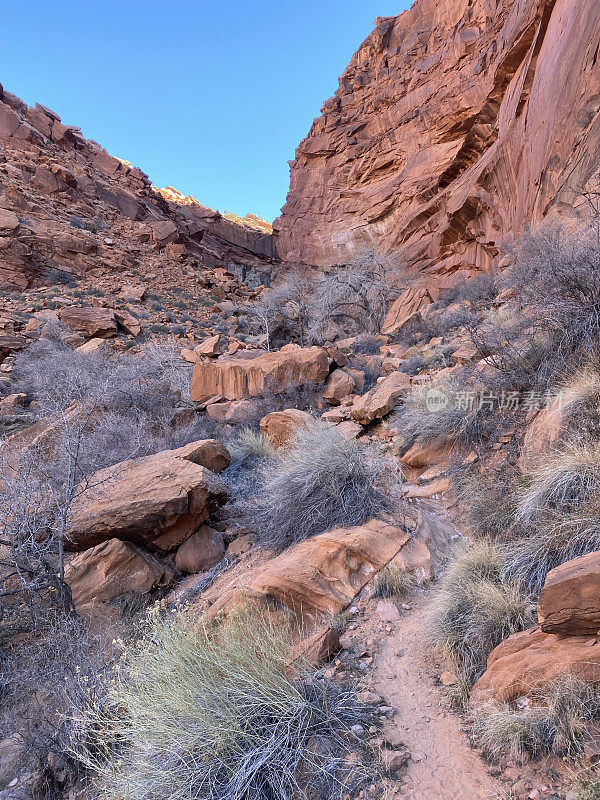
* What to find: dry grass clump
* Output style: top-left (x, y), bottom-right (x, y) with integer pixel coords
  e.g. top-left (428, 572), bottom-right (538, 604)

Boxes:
top-left (78, 609), bottom-right (372, 800)
top-left (504, 442), bottom-right (600, 594)
top-left (472, 676), bottom-right (600, 762)
top-left (394, 381), bottom-right (497, 451)
top-left (430, 541), bottom-right (534, 685)
top-left (251, 420), bottom-right (399, 551)
top-left (372, 565), bottom-right (413, 599)
top-left (227, 427), bottom-right (273, 464)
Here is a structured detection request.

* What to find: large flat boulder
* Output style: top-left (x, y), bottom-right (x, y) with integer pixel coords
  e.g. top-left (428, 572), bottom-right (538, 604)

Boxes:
top-left (65, 538), bottom-right (175, 606)
top-left (351, 371), bottom-right (411, 424)
top-left (259, 408), bottom-right (314, 448)
top-left (205, 519), bottom-right (410, 620)
top-left (538, 551), bottom-right (600, 635)
top-left (191, 343), bottom-right (329, 401)
top-left (471, 627), bottom-right (600, 704)
top-left (67, 440), bottom-right (230, 553)
top-left (58, 306), bottom-right (118, 339)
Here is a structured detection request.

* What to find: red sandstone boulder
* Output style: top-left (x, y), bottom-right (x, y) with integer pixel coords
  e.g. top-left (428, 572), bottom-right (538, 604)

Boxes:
top-left (351, 371), bottom-right (411, 424)
top-left (191, 344), bottom-right (329, 402)
top-left (471, 627), bottom-right (600, 704)
top-left (289, 627), bottom-right (341, 669)
top-left (0, 209), bottom-right (19, 235)
top-left (322, 368), bottom-right (356, 405)
top-left (205, 519), bottom-right (410, 620)
top-left (538, 551), bottom-right (600, 635)
top-left (58, 306), bottom-right (118, 339)
top-left (65, 538), bottom-right (175, 606)
top-left (259, 408), bottom-right (314, 448)
top-left (382, 288), bottom-right (433, 336)
top-left (175, 525), bottom-right (225, 573)
top-left (194, 334), bottom-right (221, 357)
top-left (66, 440), bottom-right (230, 553)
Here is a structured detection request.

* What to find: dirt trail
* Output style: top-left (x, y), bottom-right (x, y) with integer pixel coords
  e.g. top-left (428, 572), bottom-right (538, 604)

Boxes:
top-left (369, 593), bottom-right (501, 799)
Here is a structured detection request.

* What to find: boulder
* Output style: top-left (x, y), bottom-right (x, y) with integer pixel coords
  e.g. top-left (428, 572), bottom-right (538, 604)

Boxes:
top-left (118, 284), bottom-right (146, 304)
top-left (471, 627), bottom-right (600, 704)
top-left (538, 551), bottom-right (600, 635)
top-left (58, 306), bottom-right (117, 339)
top-left (66, 440), bottom-right (230, 553)
top-left (322, 368), bottom-right (356, 405)
top-left (351, 371), bottom-right (411, 424)
top-left (194, 334), bottom-right (221, 357)
top-left (259, 408), bottom-right (314, 448)
top-left (65, 538), bottom-right (175, 606)
top-left (191, 344), bottom-right (329, 401)
top-left (0, 209), bottom-right (19, 235)
top-left (175, 525), bottom-right (225, 572)
top-left (289, 627), bottom-right (340, 669)
top-left (205, 519), bottom-right (410, 619)
top-left (382, 288), bottom-right (432, 336)
top-left (114, 308), bottom-right (141, 337)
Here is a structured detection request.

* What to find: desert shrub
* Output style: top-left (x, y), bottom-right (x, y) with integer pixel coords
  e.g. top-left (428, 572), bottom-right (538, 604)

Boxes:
top-left (249, 420), bottom-right (400, 551)
top-left (439, 270), bottom-right (501, 310)
top-left (452, 466), bottom-right (521, 540)
top-left (78, 609), bottom-right (372, 800)
top-left (473, 676), bottom-right (600, 762)
top-left (503, 442), bottom-right (600, 594)
top-left (1, 613), bottom-right (109, 797)
top-left (308, 251), bottom-right (401, 343)
top-left (371, 565), bottom-right (413, 599)
top-left (393, 381), bottom-right (499, 451)
top-left (228, 427), bottom-right (272, 463)
top-left (46, 268), bottom-right (78, 287)
top-left (352, 334), bottom-right (382, 355)
top-left (430, 541), bottom-right (534, 685)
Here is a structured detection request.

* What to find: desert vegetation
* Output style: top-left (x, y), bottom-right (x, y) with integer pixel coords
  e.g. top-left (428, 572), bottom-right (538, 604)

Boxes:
top-left (77, 608), bottom-right (373, 800)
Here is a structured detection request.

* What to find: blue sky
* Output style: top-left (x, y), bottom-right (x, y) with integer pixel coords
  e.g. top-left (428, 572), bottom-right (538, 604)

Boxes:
top-left (0, 1), bottom-right (410, 221)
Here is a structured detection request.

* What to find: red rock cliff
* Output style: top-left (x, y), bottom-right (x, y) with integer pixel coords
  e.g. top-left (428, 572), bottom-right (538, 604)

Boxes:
top-left (274, 0), bottom-right (600, 284)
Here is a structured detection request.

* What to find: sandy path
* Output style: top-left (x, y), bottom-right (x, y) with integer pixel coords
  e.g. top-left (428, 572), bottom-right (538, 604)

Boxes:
top-left (368, 594), bottom-right (501, 800)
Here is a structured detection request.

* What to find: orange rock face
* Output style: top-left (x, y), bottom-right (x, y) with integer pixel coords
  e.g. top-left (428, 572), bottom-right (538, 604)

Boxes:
top-left (191, 344), bottom-right (329, 402)
top-left (471, 627), bottom-right (600, 704)
top-left (274, 0), bottom-right (600, 284)
top-left (538, 551), bottom-right (600, 635)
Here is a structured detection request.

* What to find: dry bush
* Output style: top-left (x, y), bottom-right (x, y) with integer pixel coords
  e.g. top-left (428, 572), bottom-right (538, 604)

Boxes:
top-left (77, 608), bottom-right (372, 800)
top-left (439, 271), bottom-right (502, 311)
top-left (227, 427), bottom-right (272, 464)
top-left (249, 420), bottom-right (401, 551)
top-left (430, 541), bottom-right (534, 685)
top-left (393, 381), bottom-right (499, 452)
top-left (308, 251), bottom-right (401, 343)
top-left (503, 442), bottom-right (600, 595)
top-left (0, 613), bottom-right (109, 797)
top-left (472, 676), bottom-right (600, 762)
top-left (452, 466), bottom-right (521, 540)
top-left (371, 565), bottom-right (413, 599)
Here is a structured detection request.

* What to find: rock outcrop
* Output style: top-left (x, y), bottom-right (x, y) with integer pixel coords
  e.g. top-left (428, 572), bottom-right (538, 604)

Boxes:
top-left (274, 0), bottom-right (600, 286)
top-left (66, 440), bottom-right (230, 553)
top-left (0, 86), bottom-right (276, 291)
top-left (205, 519), bottom-right (410, 619)
top-left (351, 371), bottom-right (411, 424)
top-left (259, 408), bottom-right (314, 448)
top-left (538, 551), bottom-right (600, 635)
top-left (191, 344), bottom-right (329, 402)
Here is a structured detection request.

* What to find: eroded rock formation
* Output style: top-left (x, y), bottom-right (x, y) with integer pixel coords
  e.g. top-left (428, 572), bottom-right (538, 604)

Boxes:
top-left (274, 0), bottom-right (600, 285)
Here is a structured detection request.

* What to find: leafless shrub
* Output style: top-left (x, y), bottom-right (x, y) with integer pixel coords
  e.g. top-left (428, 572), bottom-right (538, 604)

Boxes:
top-left (452, 466), bottom-right (521, 540)
top-left (439, 271), bottom-right (502, 310)
top-left (76, 608), bottom-right (373, 800)
top-left (0, 613), bottom-right (110, 797)
top-left (430, 541), bottom-right (534, 685)
top-left (371, 565), bottom-right (413, 599)
top-left (249, 420), bottom-right (401, 551)
top-left (472, 676), bottom-right (600, 762)
top-left (308, 251), bottom-right (401, 343)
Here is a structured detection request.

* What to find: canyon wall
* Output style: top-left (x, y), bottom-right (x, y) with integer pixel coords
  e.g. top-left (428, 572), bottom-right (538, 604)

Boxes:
top-left (274, 0), bottom-right (600, 285)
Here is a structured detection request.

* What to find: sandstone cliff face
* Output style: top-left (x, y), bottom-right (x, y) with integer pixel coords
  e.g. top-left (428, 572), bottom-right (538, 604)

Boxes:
top-left (0, 87), bottom-right (275, 289)
top-left (274, 0), bottom-right (600, 284)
